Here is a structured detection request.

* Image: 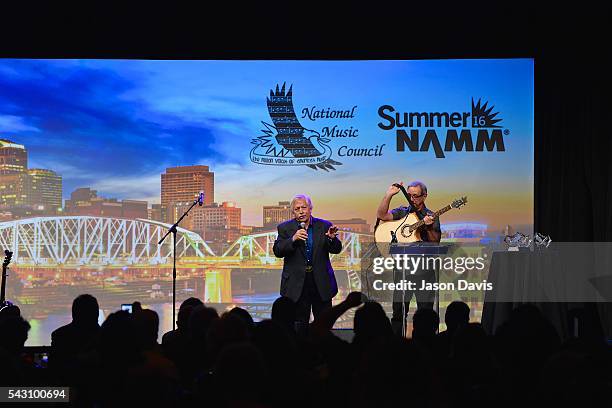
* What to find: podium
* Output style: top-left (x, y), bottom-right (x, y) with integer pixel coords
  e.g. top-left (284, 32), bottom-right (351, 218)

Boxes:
top-left (388, 243), bottom-right (451, 337)
top-left (389, 242), bottom-right (451, 256)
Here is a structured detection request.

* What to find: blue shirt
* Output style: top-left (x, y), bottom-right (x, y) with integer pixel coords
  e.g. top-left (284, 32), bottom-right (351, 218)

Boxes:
top-left (305, 223), bottom-right (314, 265)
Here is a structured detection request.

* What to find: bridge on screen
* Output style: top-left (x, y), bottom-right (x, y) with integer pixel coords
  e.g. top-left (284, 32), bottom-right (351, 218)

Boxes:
top-left (0, 216), bottom-right (369, 296)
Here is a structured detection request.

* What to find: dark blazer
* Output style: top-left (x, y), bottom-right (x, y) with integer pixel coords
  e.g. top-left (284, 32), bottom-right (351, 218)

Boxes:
top-left (272, 217), bottom-right (342, 302)
top-left (50, 321), bottom-right (100, 370)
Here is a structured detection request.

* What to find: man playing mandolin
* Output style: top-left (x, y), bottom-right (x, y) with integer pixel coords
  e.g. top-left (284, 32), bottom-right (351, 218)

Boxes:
top-left (376, 181), bottom-right (441, 336)
top-left (377, 181), bottom-right (441, 242)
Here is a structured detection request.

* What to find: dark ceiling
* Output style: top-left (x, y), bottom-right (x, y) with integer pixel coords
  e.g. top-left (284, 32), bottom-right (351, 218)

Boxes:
top-left (1, 2), bottom-right (609, 61)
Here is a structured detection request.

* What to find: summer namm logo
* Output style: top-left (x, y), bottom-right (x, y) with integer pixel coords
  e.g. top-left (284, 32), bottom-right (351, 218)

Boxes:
top-left (377, 98), bottom-right (508, 158)
top-left (250, 83), bottom-right (343, 171)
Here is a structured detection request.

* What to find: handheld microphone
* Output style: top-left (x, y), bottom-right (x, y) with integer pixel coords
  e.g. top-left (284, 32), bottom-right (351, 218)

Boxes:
top-left (198, 192), bottom-right (204, 206)
top-left (298, 222), bottom-right (307, 245)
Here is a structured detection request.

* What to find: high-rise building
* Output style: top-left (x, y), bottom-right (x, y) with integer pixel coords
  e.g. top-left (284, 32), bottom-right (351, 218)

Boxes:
top-left (0, 172), bottom-right (30, 208)
top-left (0, 139), bottom-right (28, 174)
top-left (161, 165), bottom-right (214, 223)
top-left (263, 201), bottom-right (292, 228)
top-left (27, 169), bottom-right (62, 214)
top-left (0, 139), bottom-right (30, 209)
top-left (0, 140), bottom-right (62, 217)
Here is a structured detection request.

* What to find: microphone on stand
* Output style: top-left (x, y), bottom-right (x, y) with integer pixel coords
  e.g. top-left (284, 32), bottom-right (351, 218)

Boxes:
top-left (198, 192), bottom-right (204, 206)
top-left (393, 183), bottom-right (415, 208)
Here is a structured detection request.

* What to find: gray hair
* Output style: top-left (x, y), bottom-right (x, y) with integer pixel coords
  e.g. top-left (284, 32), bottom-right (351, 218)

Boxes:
top-left (408, 181), bottom-right (428, 195)
top-left (291, 194), bottom-right (313, 209)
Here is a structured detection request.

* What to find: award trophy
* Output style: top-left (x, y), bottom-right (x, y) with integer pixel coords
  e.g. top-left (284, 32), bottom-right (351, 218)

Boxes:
top-left (504, 232), bottom-right (532, 252)
top-left (534, 232), bottom-right (552, 249)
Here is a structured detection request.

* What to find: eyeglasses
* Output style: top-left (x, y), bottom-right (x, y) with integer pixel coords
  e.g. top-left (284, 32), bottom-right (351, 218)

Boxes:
top-left (409, 193), bottom-right (425, 199)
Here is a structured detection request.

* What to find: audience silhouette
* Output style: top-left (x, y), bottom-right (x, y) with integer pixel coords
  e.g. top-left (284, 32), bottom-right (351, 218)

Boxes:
top-left (50, 295), bottom-right (100, 368)
top-left (0, 294), bottom-right (608, 407)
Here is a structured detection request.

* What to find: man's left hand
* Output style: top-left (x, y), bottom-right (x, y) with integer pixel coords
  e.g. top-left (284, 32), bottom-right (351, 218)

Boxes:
top-left (326, 225), bottom-right (338, 239)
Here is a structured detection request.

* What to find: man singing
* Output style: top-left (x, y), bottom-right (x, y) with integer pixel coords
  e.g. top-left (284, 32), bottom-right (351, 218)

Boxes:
top-left (273, 194), bottom-right (342, 333)
top-left (376, 181), bottom-right (441, 336)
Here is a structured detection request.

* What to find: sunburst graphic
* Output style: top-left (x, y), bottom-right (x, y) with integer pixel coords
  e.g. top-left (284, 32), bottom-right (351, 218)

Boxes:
top-left (471, 98), bottom-right (503, 128)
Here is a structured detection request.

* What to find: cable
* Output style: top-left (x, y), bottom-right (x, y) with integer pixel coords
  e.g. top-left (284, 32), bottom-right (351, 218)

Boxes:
top-left (393, 212), bottom-right (410, 241)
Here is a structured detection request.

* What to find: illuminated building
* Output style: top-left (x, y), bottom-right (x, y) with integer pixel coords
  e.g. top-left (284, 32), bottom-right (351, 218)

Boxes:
top-left (197, 201), bottom-right (241, 240)
top-left (0, 172), bottom-right (30, 208)
top-left (27, 169), bottom-right (62, 214)
top-left (240, 225), bottom-right (256, 235)
top-left (0, 139), bottom-right (27, 174)
top-left (161, 165), bottom-right (214, 223)
top-left (0, 140), bottom-right (62, 216)
top-left (263, 201), bottom-right (292, 228)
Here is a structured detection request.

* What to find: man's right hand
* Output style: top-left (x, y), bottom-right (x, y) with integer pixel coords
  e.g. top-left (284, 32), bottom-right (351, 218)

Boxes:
top-left (386, 182), bottom-right (403, 197)
top-left (292, 229), bottom-right (308, 242)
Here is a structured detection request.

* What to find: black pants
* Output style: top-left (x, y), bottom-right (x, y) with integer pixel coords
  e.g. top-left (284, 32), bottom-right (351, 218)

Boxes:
top-left (391, 268), bottom-right (436, 336)
top-left (295, 273), bottom-right (331, 334)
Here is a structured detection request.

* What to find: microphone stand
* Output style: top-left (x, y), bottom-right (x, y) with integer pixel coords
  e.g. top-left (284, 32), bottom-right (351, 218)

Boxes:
top-left (391, 184), bottom-right (415, 338)
top-left (158, 197), bottom-right (201, 331)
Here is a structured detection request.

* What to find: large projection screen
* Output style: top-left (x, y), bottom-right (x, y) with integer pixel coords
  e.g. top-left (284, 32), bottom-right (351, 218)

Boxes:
top-left (0, 59), bottom-right (534, 345)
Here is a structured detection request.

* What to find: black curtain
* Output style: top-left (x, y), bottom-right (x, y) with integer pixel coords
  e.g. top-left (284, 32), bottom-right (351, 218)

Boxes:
top-left (536, 49), bottom-right (612, 242)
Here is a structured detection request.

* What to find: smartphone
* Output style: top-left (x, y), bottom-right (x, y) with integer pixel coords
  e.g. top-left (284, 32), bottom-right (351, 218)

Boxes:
top-left (33, 352), bottom-right (49, 368)
top-left (121, 303), bottom-right (133, 313)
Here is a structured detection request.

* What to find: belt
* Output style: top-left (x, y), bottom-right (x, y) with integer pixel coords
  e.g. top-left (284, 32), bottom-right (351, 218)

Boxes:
top-left (305, 265), bottom-right (313, 273)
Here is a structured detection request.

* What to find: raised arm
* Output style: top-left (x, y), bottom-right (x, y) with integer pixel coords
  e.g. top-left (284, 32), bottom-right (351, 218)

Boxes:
top-left (310, 292), bottom-right (365, 336)
top-left (376, 182), bottom-right (402, 221)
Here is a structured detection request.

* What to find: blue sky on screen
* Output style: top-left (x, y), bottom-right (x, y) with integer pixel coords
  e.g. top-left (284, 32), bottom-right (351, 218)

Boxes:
top-left (0, 59), bottom-right (533, 227)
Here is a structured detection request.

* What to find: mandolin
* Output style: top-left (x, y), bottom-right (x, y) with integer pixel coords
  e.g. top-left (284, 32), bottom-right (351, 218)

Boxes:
top-left (374, 197), bottom-right (467, 255)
